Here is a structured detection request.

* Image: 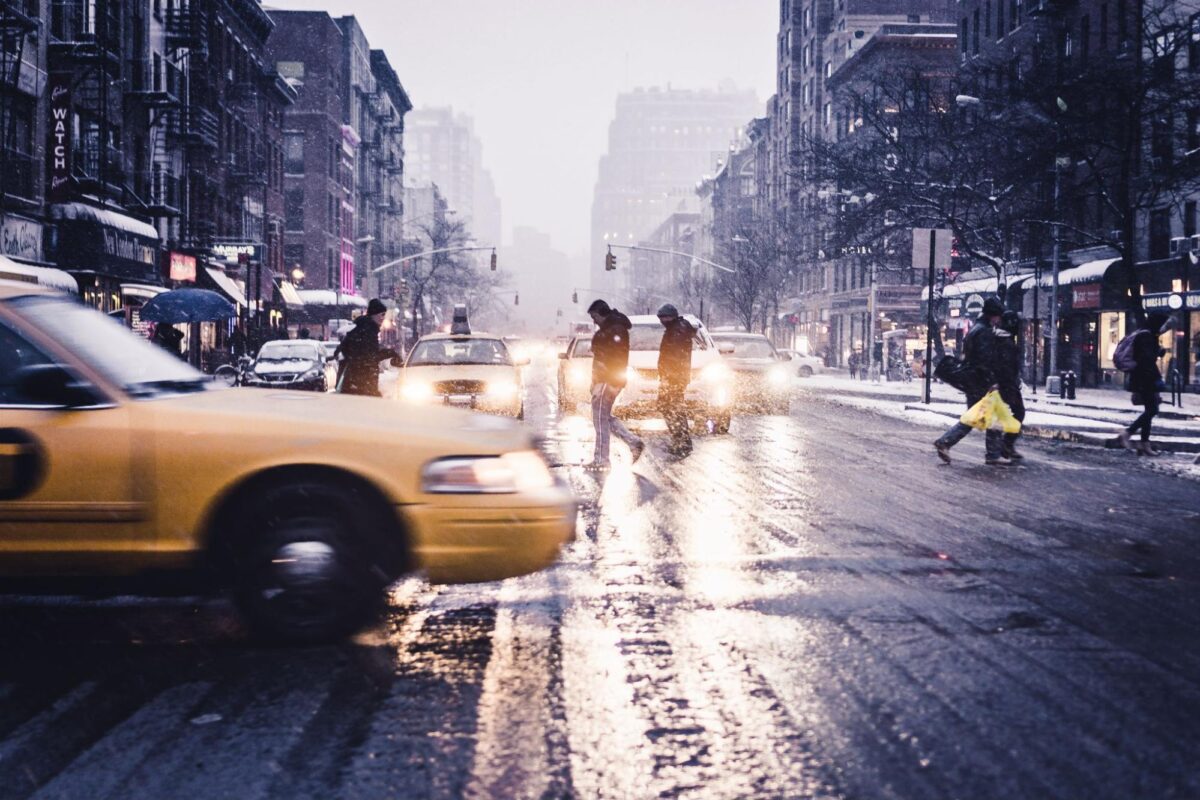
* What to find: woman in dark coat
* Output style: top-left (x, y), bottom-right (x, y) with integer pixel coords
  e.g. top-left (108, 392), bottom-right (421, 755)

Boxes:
top-left (335, 299), bottom-right (399, 397)
top-left (1119, 312), bottom-right (1174, 456)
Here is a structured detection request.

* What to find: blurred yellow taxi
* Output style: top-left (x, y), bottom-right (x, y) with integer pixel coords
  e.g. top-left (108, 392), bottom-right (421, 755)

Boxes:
top-left (398, 333), bottom-right (527, 418)
top-left (0, 282), bottom-right (574, 642)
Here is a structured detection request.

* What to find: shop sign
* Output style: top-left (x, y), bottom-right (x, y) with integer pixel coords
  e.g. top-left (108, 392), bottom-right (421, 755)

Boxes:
top-left (1143, 291), bottom-right (1200, 311)
top-left (169, 252), bottom-right (197, 282)
top-left (0, 215), bottom-right (43, 262)
top-left (1072, 284), bottom-right (1101, 309)
top-left (965, 293), bottom-right (984, 317)
top-left (212, 242), bottom-right (263, 266)
top-left (46, 74), bottom-right (72, 203)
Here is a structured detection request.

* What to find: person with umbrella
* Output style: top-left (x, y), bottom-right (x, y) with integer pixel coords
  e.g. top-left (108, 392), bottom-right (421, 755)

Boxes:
top-left (335, 299), bottom-right (400, 396)
top-left (151, 323), bottom-right (184, 358)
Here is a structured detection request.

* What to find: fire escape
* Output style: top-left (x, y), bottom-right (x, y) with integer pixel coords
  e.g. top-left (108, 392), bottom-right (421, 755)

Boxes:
top-left (0, 0), bottom-right (38, 208)
top-left (48, 0), bottom-right (125, 202)
top-left (165, 1), bottom-right (218, 250)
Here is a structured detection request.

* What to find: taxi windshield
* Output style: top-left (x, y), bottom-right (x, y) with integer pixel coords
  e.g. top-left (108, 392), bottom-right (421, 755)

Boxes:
top-left (629, 323), bottom-right (709, 351)
top-left (10, 295), bottom-right (209, 397)
top-left (407, 338), bottom-right (513, 366)
top-left (257, 342), bottom-right (321, 362)
top-left (713, 336), bottom-right (776, 358)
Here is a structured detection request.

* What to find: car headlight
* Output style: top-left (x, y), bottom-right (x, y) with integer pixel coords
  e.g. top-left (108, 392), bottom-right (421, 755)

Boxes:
top-left (401, 381), bottom-right (433, 401)
top-left (569, 363), bottom-right (590, 384)
top-left (485, 380), bottom-right (519, 399)
top-left (421, 451), bottom-right (555, 494)
top-left (701, 362), bottom-right (731, 384)
top-left (768, 366), bottom-right (789, 386)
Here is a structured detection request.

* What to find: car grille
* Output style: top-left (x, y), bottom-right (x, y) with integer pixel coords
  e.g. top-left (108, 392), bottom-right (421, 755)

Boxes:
top-left (434, 379), bottom-right (485, 395)
top-left (263, 373), bottom-right (298, 382)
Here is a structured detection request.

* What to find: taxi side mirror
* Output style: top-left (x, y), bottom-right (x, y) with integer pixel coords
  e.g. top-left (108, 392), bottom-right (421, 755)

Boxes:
top-left (14, 364), bottom-right (100, 408)
top-left (558, 352), bottom-right (568, 360)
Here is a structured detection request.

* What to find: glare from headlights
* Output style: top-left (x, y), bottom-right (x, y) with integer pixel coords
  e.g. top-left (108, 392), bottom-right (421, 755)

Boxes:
top-left (768, 366), bottom-right (789, 386)
top-left (421, 450), bottom-right (555, 493)
top-left (401, 381), bottom-right (433, 401)
top-left (701, 362), bottom-right (732, 383)
top-left (569, 363), bottom-right (590, 383)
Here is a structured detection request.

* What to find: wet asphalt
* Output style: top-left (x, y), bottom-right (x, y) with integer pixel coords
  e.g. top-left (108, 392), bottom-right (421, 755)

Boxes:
top-left (0, 363), bottom-right (1198, 800)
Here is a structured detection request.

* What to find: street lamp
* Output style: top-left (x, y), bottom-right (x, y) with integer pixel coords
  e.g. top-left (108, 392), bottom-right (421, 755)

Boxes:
top-left (291, 266), bottom-right (304, 287)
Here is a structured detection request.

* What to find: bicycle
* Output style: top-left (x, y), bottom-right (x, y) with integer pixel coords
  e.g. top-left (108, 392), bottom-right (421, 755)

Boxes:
top-left (214, 355), bottom-right (254, 387)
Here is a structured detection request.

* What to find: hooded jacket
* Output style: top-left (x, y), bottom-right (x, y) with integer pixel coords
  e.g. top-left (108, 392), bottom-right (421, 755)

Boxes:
top-left (591, 308), bottom-right (633, 388)
top-left (337, 316), bottom-right (398, 396)
top-left (1129, 313), bottom-right (1168, 396)
top-left (961, 317), bottom-right (1000, 401)
top-left (657, 317), bottom-right (695, 385)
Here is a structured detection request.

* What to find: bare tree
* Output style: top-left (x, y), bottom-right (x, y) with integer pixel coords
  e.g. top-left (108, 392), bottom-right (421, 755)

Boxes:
top-left (405, 216), bottom-right (508, 339)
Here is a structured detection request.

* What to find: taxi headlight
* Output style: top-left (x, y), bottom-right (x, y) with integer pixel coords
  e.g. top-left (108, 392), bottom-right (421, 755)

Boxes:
top-left (401, 381), bottom-right (433, 401)
top-left (768, 366), bottom-right (789, 386)
top-left (421, 451), bottom-right (555, 494)
top-left (485, 380), bottom-right (519, 399)
top-left (701, 362), bottom-right (732, 384)
top-left (569, 363), bottom-right (590, 384)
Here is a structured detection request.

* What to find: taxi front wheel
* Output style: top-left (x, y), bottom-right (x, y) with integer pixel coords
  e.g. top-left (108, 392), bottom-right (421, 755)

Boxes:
top-left (230, 480), bottom-right (389, 643)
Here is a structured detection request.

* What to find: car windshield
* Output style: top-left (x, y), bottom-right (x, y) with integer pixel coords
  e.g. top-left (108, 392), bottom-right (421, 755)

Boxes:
top-left (257, 342), bottom-right (320, 362)
top-left (571, 339), bottom-right (592, 357)
top-left (714, 336), bottom-right (776, 358)
top-left (629, 323), bottom-right (709, 351)
top-left (407, 338), bottom-right (513, 366)
top-left (9, 295), bottom-right (209, 397)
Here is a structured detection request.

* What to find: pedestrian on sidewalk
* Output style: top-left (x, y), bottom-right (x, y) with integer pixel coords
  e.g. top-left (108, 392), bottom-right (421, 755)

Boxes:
top-left (934, 296), bottom-right (1006, 465)
top-left (1118, 312), bottom-right (1175, 456)
top-left (848, 350), bottom-right (860, 380)
top-left (586, 299), bottom-right (644, 469)
top-left (656, 304), bottom-right (695, 456)
top-left (995, 311), bottom-right (1026, 461)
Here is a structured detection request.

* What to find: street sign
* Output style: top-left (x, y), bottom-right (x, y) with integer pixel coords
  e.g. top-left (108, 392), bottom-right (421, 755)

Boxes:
top-left (965, 293), bottom-right (984, 317)
top-left (911, 228), bottom-right (953, 270)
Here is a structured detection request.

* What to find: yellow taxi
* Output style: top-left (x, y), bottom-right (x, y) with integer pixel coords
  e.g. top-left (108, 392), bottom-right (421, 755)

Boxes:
top-left (0, 282), bottom-right (574, 642)
top-left (397, 332), bottom-right (528, 418)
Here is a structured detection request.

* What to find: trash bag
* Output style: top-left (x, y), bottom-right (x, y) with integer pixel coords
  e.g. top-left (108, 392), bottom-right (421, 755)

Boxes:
top-left (960, 390), bottom-right (1022, 434)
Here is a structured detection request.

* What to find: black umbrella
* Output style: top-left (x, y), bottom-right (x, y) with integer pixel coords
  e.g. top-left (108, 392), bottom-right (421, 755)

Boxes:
top-left (140, 288), bottom-right (236, 323)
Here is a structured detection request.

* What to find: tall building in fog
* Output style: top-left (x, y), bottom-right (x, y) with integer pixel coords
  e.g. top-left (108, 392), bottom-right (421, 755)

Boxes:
top-left (590, 84), bottom-right (761, 291)
top-left (405, 107), bottom-right (502, 247)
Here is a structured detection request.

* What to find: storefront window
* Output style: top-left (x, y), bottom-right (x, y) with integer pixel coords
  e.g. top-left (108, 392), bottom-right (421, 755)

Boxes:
top-left (1099, 311), bottom-right (1125, 368)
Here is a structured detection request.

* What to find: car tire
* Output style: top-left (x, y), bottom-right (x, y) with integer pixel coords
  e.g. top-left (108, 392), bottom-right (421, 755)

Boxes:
top-left (230, 479), bottom-right (390, 644)
top-left (799, 365), bottom-right (813, 378)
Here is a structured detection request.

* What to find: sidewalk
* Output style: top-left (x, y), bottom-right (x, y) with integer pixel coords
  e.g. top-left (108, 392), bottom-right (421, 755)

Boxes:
top-left (796, 371), bottom-right (1200, 478)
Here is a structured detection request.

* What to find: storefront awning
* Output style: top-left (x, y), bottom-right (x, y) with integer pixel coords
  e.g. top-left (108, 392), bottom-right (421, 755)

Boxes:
top-left (50, 202), bottom-right (159, 239)
top-left (1040, 258), bottom-right (1119, 287)
top-left (277, 280), bottom-right (305, 306)
top-left (921, 273), bottom-right (1035, 300)
top-left (119, 282), bottom-right (166, 300)
top-left (0, 255), bottom-right (79, 293)
top-left (205, 267), bottom-right (248, 307)
top-left (295, 289), bottom-right (368, 308)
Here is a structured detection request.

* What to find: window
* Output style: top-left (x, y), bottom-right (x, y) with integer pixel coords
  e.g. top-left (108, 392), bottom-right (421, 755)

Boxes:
top-left (997, 1), bottom-right (1005, 37)
top-left (1081, 15), bottom-right (1090, 62)
top-left (1188, 108), bottom-right (1200, 150)
top-left (824, 101), bottom-right (832, 126)
top-left (283, 132), bottom-right (304, 174)
top-left (1186, 201), bottom-right (1197, 238)
top-left (1100, 4), bottom-right (1109, 49)
top-left (961, 17), bottom-right (969, 52)
top-left (973, 9), bottom-right (981, 54)
top-left (0, 321), bottom-right (52, 406)
top-left (1117, 0), bottom-right (1128, 46)
top-left (1149, 207), bottom-right (1171, 260)
top-left (825, 60), bottom-right (832, 78)
top-left (284, 244), bottom-right (305, 272)
top-left (984, 1), bottom-right (991, 37)
top-left (284, 188), bottom-right (304, 231)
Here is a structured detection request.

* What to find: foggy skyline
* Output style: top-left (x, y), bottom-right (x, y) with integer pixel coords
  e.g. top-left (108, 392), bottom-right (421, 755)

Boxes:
top-left (269, 0), bottom-right (777, 256)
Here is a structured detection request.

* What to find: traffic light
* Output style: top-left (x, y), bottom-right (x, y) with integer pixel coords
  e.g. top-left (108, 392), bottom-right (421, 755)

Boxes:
top-left (571, 290), bottom-right (578, 304)
top-left (605, 247), bottom-right (616, 271)
top-left (490, 249), bottom-right (497, 271)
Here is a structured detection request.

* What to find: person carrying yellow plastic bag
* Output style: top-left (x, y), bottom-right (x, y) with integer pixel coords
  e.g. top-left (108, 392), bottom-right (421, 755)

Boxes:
top-left (960, 390), bottom-right (1022, 434)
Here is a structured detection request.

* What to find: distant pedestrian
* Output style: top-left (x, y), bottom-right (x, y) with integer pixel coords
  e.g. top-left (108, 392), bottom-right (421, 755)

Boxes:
top-left (934, 296), bottom-right (1005, 465)
top-left (151, 323), bottom-right (184, 359)
top-left (656, 304), bottom-right (695, 456)
top-left (298, 327), bottom-right (311, 339)
top-left (336, 298), bottom-right (399, 397)
top-left (848, 351), bottom-right (860, 380)
top-left (995, 310), bottom-right (1026, 461)
top-left (229, 324), bottom-right (247, 358)
top-left (1118, 312), bottom-right (1174, 456)
top-left (586, 299), bottom-right (644, 469)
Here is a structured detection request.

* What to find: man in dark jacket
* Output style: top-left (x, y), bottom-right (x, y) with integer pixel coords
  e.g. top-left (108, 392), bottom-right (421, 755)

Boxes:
top-left (336, 298), bottom-right (399, 397)
top-left (656, 304), bottom-right (695, 455)
top-left (1118, 312), bottom-right (1173, 456)
top-left (995, 310), bottom-right (1026, 460)
top-left (587, 299), bottom-right (644, 468)
top-left (934, 296), bottom-right (1005, 464)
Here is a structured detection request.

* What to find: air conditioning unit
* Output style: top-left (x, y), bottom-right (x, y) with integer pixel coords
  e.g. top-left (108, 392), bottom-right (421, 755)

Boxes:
top-left (1170, 236), bottom-right (1189, 255)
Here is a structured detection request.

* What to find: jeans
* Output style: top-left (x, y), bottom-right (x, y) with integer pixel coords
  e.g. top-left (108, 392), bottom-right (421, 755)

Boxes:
top-left (1127, 394), bottom-right (1160, 442)
top-left (591, 383), bottom-right (641, 463)
top-left (658, 380), bottom-right (691, 451)
top-left (936, 391), bottom-right (1003, 459)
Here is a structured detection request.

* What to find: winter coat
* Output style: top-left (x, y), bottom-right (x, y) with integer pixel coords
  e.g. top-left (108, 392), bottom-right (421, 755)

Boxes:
top-left (1128, 321), bottom-right (1165, 398)
top-left (591, 309), bottom-right (633, 388)
top-left (336, 317), bottom-right (398, 396)
top-left (962, 318), bottom-right (1000, 394)
top-left (993, 328), bottom-right (1024, 410)
top-left (657, 317), bottom-right (695, 385)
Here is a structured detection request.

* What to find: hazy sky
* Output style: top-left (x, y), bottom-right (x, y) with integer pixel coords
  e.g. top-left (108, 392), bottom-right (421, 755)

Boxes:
top-left (270, 0), bottom-right (777, 254)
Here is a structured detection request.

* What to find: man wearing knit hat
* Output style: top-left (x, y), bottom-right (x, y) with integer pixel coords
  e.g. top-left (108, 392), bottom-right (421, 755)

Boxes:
top-left (934, 295), bottom-right (1006, 464)
top-left (336, 298), bottom-right (399, 396)
top-left (657, 303), bottom-right (696, 455)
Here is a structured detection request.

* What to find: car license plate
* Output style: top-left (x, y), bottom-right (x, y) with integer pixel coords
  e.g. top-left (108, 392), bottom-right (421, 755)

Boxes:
top-left (447, 394), bottom-right (473, 406)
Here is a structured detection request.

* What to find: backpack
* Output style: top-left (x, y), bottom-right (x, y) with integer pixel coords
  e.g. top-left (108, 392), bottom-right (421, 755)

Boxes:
top-left (1112, 330), bottom-right (1144, 372)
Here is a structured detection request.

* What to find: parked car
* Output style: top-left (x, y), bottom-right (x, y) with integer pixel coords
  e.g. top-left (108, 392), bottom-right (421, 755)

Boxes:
top-left (710, 332), bottom-right (794, 413)
top-left (0, 282), bottom-right (575, 642)
top-left (556, 335), bottom-right (593, 414)
top-left (244, 339), bottom-right (335, 392)
top-left (779, 348), bottom-right (824, 378)
top-left (612, 315), bottom-right (733, 434)
top-left (398, 332), bottom-right (528, 418)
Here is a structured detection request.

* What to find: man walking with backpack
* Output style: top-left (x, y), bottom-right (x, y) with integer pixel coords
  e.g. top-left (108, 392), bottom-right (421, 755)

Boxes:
top-left (656, 304), bottom-right (695, 456)
top-left (933, 296), bottom-right (1006, 465)
top-left (1116, 313), bottom-right (1174, 456)
top-left (586, 299), bottom-right (644, 469)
